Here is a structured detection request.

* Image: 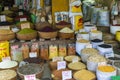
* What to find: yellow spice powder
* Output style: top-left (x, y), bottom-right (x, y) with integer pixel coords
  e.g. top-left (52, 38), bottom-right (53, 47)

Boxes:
top-left (98, 65), bottom-right (115, 72)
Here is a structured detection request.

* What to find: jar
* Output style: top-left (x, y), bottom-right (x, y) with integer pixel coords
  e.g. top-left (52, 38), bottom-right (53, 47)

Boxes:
top-left (21, 43), bottom-right (29, 59)
top-left (68, 44), bottom-right (76, 55)
top-left (59, 44), bottom-right (67, 57)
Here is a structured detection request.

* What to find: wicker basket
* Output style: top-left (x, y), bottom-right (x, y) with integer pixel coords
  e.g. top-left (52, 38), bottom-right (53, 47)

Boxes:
top-left (17, 64), bottom-right (44, 79)
top-left (59, 32), bottom-right (74, 39)
top-left (38, 31), bottom-right (57, 39)
top-left (0, 33), bottom-right (15, 41)
top-left (17, 32), bottom-right (37, 40)
top-left (56, 24), bottom-right (71, 29)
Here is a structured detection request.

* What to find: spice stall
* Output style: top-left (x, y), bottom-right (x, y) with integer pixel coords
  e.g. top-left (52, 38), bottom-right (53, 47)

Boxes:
top-left (0, 0), bottom-right (120, 80)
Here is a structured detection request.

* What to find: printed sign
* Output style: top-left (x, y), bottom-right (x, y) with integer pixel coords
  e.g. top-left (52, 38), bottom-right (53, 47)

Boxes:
top-left (57, 61), bottom-right (66, 70)
top-left (62, 70), bottom-right (72, 80)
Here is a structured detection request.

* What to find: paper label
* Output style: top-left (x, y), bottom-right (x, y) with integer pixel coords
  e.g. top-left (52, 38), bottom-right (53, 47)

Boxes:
top-left (72, 57), bottom-right (78, 63)
top-left (0, 26), bottom-right (10, 30)
top-left (113, 20), bottom-right (117, 25)
top-left (105, 52), bottom-right (114, 58)
top-left (20, 18), bottom-right (27, 22)
top-left (91, 27), bottom-right (97, 32)
top-left (19, 5), bottom-right (23, 9)
top-left (4, 7), bottom-right (9, 10)
top-left (62, 70), bottom-right (72, 80)
top-left (19, 12), bottom-right (23, 16)
top-left (13, 5), bottom-right (17, 7)
top-left (52, 57), bottom-right (63, 62)
top-left (0, 15), bottom-right (6, 22)
top-left (2, 56), bottom-right (11, 62)
top-left (24, 74), bottom-right (36, 80)
top-left (29, 52), bottom-right (37, 58)
top-left (86, 43), bottom-right (92, 48)
top-left (21, 23), bottom-right (30, 29)
top-left (57, 61), bottom-right (66, 70)
top-left (98, 62), bottom-right (107, 66)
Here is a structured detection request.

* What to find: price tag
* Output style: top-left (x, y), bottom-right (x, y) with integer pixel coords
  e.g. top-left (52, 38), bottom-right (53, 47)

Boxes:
top-left (29, 52), bottom-right (37, 58)
top-left (62, 70), bottom-right (72, 80)
top-left (105, 52), bottom-right (114, 58)
top-left (24, 74), bottom-right (36, 80)
top-left (0, 26), bottom-right (10, 30)
top-left (4, 6), bottom-right (9, 10)
top-left (21, 23), bottom-right (30, 29)
top-left (52, 57), bottom-right (63, 62)
top-left (113, 20), bottom-right (117, 25)
top-left (98, 62), bottom-right (107, 66)
top-left (19, 5), bottom-right (23, 9)
top-left (2, 56), bottom-right (11, 62)
top-left (72, 57), bottom-right (79, 63)
top-left (20, 18), bottom-right (27, 22)
top-left (13, 5), bottom-right (17, 7)
top-left (19, 12), bottom-right (23, 16)
top-left (86, 43), bottom-right (92, 48)
top-left (57, 61), bottom-right (66, 70)
top-left (91, 27), bottom-right (97, 32)
top-left (84, 22), bottom-right (91, 25)
top-left (0, 15), bottom-right (6, 22)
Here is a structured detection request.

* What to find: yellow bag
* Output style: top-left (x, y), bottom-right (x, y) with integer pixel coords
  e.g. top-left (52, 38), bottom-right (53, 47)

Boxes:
top-left (74, 15), bottom-right (83, 31)
top-left (71, 6), bottom-right (82, 13)
top-left (49, 45), bottom-right (58, 59)
top-left (0, 41), bottom-right (9, 61)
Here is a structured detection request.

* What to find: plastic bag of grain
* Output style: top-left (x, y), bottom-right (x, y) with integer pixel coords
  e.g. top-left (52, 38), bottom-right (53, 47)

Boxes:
top-left (81, 48), bottom-right (99, 63)
top-left (87, 54), bottom-right (107, 72)
top-left (97, 65), bottom-right (116, 80)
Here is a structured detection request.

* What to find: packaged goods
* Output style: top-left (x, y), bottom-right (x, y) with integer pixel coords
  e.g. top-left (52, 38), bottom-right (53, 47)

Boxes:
top-left (21, 43), bottom-right (29, 59)
top-left (81, 48), bottom-right (99, 63)
top-left (68, 44), bottom-right (76, 55)
top-left (59, 44), bottom-right (67, 57)
top-left (68, 62), bottom-right (86, 70)
top-left (11, 45), bottom-right (23, 62)
top-left (31, 43), bottom-right (39, 57)
top-left (0, 70), bottom-right (17, 80)
top-left (0, 41), bottom-right (9, 61)
top-left (73, 69), bottom-right (96, 80)
top-left (49, 45), bottom-right (58, 59)
top-left (40, 45), bottom-right (49, 60)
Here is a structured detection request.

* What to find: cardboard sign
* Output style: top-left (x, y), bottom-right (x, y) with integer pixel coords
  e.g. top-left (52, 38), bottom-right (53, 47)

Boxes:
top-left (29, 52), bottom-right (37, 58)
top-left (21, 23), bottom-right (30, 29)
top-left (20, 18), bottom-right (27, 22)
top-left (57, 61), bottom-right (66, 70)
top-left (62, 70), bottom-right (72, 80)
top-left (24, 74), bottom-right (36, 80)
top-left (0, 15), bottom-right (6, 22)
top-left (52, 57), bottom-right (63, 62)
top-left (86, 43), bottom-right (92, 48)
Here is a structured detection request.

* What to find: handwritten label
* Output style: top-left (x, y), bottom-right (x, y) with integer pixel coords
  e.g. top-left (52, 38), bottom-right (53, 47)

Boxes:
top-left (57, 61), bottom-right (66, 70)
top-left (52, 57), bottom-right (63, 62)
top-left (72, 57), bottom-right (79, 63)
top-left (91, 27), bottom-right (97, 32)
top-left (113, 20), bottom-right (117, 25)
top-left (29, 52), bottom-right (37, 58)
top-left (4, 7), bottom-right (9, 10)
top-left (98, 62), bottom-right (107, 66)
top-left (86, 43), bottom-right (92, 48)
top-left (19, 12), bottom-right (23, 16)
top-left (105, 52), bottom-right (114, 58)
top-left (0, 15), bottom-right (6, 22)
top-left (2, 56), bottom-right (11, 62)
top-left (20, 18), bottom-right (27, 22)
top-left (77, 35), bottom-right (83, 40)
top-left (21, 23), bottom-right (30, 29)
top-left (24, 74), bottom-right (36, 80)
top-left (62, 70), bottom-right (72, 80)
top-left (0, 26), bottom-right (10, 30)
